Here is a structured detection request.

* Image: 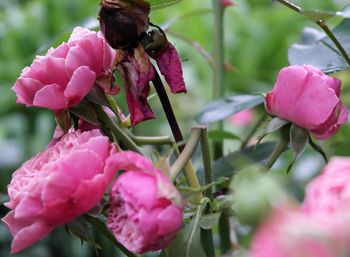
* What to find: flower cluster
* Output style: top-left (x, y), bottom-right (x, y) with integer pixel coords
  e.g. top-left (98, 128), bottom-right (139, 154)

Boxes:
top-left (250, 157), bottom-right (350, 257)
top-left (3, 23), bottom-right (184, 254)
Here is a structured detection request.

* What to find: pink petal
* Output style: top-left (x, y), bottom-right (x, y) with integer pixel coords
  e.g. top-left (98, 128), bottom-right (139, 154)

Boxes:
top-left (155, 43), bottom-right (187, 94)
top-left (64, 66), bottom-right (96, 106)
top-left (33, 84), bottom-right (68, 109)
top-left (12, 78), bottom-right (44, 106)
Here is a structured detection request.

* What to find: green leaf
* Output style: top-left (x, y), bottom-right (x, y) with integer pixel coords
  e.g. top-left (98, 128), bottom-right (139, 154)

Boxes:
top-left (208, 130), bottom-right (241, 142)
top-left (196, 94), bottom-right (264, 125)
top-left (199, 213), bottom-right (221, 230)
top-left (69, 100), bottom-right (100, 126)
top-left (86, 86), bottom-right (110, 106)
top-left (197, 142), bottom-right (276, 184)
top-left (309, 136), bottom-right (328, 163)
top-left (147, 0), bottom-right (182, 9)
top-left (66, 216), bottom-right (101, 249)
top-left (160, 199), bottom-right (208, 257)
top-left (288, 16), bottom-right (350, 73)
top-left (257, 117), bottom-right (290, 144)
top-left (287, 124), bottom-right (309, 173)
top-left (289, 124), bottom-right (309, 161)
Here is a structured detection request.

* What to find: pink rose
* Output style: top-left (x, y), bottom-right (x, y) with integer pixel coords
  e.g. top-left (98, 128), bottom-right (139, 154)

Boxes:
top-left (302, 157), bottom-right (350, 215)
top-left (12, 27), bottom-right (116, 110)
top-left (250, 207), bottom-right (350, 257)
top-left (265, 65), bottom-right (348, 139)
top-left (106, 151), bottom-right (184, 253)
top-left (2, 130), bottom-right (116, 253)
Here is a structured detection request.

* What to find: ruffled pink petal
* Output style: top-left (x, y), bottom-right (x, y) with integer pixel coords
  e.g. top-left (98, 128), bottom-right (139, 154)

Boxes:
top-left (64, 66), bottom-right (96, 106)
top-left (155, 43), bottom-right (187, 94)
top-left (12, 78), bottom-right (44, 106)
top-left (33, 84), bottom-right (68, 109)
top-left (27, 57), bottom-right (69, 86)
top-left (2, 212), bottom-right (52, 254)
top-left (65, 45), bottom-right (94, 77)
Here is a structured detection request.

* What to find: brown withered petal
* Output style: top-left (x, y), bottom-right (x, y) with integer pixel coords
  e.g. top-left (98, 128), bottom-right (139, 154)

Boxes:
top-left (116, 45), bottom-right (155, 126)
top-left (99, 0), bottom-right (150, 49)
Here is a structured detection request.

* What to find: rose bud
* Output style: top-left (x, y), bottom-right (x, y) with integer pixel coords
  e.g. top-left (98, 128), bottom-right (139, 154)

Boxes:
top-left (99, 0), bottom-right (150, 49)
top-left (265, 65), bottom-right (348, 139)
top-left (2, 130), bottom-right (117, 253)
top-left (12, 27), bottom-right (116, 110)
top-left (105, 151), bottom-right (184, 253)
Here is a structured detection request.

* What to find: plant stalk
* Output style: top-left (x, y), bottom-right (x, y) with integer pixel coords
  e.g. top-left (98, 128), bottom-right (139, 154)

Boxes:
top-left (93, 103), bottom-right (144, 155)
top-left (261, 127), bottom-right (290, 171)
top-left (152, 66), bottom-right (185, 151)
top-left (276, 0), bottom-right (350, 66)
top-left (212, 0), bottom-right (231, 253)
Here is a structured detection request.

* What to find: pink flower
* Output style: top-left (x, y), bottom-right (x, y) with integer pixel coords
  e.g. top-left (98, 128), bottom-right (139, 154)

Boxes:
top-left (265, 65), bottom-right (348, 139)
top-left (229, 109), bottom-right (254, 127)
top-left (12, 27), bottom-right (116, 110)
top-left (106, 151), bottom-right (184, 253)
top-left (155, 42), bottom-right (187, 94)
top-left (2, 130), bottom-right (116, 253)
top-left (302, 157), bottom-right (350, 215)
top-left (250, 207), bottom-right (350, 257)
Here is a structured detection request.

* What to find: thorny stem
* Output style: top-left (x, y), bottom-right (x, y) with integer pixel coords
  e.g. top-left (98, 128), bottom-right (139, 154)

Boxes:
top-left (93, 103), bottom-right (144, 155)
top-left (276, 0), bottom-right (350, 66)
top-left (212, 0), bottom-right (231, 253)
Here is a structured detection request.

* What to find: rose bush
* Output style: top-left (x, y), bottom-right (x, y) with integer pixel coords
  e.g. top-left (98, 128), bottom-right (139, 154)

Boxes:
top-left (105, 151), bottom-right (184, 253)
top-left (2, 129), bottom-right (116, 253)
top-left (12, 27), bottom-right (116, 110)
top-left (265, 65), bottom-right (348, 139)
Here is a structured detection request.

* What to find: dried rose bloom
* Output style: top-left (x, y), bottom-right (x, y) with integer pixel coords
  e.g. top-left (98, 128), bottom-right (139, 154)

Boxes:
top-left (99, 0), bottom-right (150, 49)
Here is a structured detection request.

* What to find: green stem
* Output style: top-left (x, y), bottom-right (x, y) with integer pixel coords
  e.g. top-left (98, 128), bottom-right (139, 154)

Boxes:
top-left (240, 113), bottom-right (267, 149)
top-left (93, 103), bottom-right (144, 155)
top-left (261, 128), bottom-right (290, 171)
top-left (170, 128), bottom-right (201, 182)
top-left (130, 135), bottom-right (173, 146)
top-left (84, 215), bottom-right (139, 257)
top-left (199, 127), bottom-right (215, 257)
top-left (212, 1), bottom-right (231, 253)
top-left (105, 94), bottom-right (123, 125)
top-left (275, 0), bottom-right (302, 12)
top-left (200, 127), bottom-right (214, 200)
top-left (316, 20), bottom-right (350, 66)
top-left (276, 0), bottom-right (350, 66)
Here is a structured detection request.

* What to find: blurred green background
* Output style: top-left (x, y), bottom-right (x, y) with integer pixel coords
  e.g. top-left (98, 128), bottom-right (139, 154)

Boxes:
top-left (1, 0), bottom-right (350, 256)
